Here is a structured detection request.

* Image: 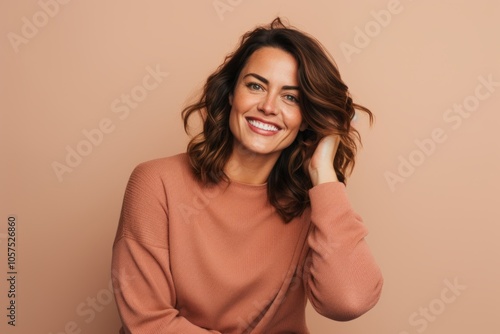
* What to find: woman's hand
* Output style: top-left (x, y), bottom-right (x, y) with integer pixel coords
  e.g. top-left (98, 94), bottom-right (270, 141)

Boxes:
top-left (307, 134), bottom-right (340, 186)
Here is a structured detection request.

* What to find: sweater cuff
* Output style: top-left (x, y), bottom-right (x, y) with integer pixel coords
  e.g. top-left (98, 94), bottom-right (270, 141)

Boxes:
top-left (308, 181), bottom-right (356, 224)
top-left (309, 180), bottom-right (350, 204)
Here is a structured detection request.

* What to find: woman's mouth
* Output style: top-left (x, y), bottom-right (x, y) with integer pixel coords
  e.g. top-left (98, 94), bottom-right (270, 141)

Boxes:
top-left (246, 118), bottom-right (281, 134)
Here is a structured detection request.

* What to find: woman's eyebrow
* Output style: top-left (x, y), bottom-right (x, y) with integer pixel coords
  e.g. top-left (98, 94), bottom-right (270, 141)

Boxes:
top-left (243, 73), bottom-right (300, 91)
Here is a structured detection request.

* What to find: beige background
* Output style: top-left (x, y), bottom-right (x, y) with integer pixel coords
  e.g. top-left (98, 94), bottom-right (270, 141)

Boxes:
top-left (1, 0), bottom-right (499, 333)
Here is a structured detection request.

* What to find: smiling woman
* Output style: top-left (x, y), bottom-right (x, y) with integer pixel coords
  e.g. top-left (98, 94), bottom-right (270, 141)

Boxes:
top-left (227, 47), bottom-right (306, 184)
top-left (111, 17), bottom-right (383, 334)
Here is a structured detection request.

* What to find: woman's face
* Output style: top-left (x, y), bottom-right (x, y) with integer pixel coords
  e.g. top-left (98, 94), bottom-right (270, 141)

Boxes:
top-left (228, 47), bottom-right (305, 161)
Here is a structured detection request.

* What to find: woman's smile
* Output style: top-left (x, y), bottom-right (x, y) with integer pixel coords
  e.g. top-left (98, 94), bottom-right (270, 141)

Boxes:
top-left (246, 117), bottom-right (281, 135)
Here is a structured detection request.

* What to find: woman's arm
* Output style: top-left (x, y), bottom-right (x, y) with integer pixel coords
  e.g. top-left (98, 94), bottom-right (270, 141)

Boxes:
top-left (112, 163), bottom-right (221, 334)
top-left (303, 135), bottom-right (383, 320)
top-left (304, 181), bottom-right (383, 321)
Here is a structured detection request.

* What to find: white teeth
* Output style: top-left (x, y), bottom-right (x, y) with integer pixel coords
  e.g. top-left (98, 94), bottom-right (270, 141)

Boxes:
top-left (248, 119), bottom-right (279, 131)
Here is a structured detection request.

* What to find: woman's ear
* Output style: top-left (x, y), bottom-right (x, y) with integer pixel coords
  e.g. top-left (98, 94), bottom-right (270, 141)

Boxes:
top-left (229, 94), bottom-right (233, 106)
top-left (300, 121), bottom-right (308, 131)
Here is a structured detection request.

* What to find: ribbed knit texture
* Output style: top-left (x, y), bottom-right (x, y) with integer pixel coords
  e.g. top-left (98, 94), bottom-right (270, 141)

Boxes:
top-left (111, 153), bottom-right (383, 334)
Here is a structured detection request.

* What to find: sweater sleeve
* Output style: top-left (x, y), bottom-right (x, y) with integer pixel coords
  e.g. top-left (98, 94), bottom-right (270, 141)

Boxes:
top-left (111, 163), bottom-right (221, 334)
top-left (304, 181), bottom-right (383, 321)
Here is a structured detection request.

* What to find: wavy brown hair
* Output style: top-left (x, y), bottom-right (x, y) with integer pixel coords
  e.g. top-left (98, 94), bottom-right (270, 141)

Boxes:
top-left (182, 17), bottom-right (373, 223)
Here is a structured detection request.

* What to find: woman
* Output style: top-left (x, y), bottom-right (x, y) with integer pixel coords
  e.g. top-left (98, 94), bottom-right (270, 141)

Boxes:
top-left (111, 17), bottom-right (383, 334)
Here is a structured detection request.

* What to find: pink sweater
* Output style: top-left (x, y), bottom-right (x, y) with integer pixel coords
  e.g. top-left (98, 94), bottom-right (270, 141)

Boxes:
top-left (111, 153), bottom-right (383, 333)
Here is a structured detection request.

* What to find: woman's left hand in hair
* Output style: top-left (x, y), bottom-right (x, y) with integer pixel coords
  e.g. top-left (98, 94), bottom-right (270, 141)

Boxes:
top-left (308, 134), bottom-right (340, 186)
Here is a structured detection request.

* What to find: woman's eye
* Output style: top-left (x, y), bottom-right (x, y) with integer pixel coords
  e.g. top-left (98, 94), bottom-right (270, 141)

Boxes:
top-left (246, 82), bottom-right (263, 91)
top-left (284, 94), bottom-right (299, 103)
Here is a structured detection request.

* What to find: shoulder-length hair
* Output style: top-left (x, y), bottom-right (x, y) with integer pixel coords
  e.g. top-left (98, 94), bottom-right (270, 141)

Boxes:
top-left (182, 17), bottom-right (373, 223)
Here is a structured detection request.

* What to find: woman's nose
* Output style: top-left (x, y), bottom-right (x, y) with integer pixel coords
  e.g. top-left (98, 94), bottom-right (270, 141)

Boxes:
top-left (257, 94), bottom-right (277, 115)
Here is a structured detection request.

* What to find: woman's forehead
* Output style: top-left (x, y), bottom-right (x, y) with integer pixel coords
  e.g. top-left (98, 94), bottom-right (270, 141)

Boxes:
top-left (238, 47), bottom-right (299, 85)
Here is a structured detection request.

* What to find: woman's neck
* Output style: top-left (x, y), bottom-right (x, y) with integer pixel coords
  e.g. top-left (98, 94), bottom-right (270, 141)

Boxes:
top-left (223, 149), bottom-right (280, 185)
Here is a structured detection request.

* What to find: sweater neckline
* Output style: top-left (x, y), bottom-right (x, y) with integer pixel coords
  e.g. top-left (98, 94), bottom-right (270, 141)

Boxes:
top-left (222, 178), bottom-right (268, 191)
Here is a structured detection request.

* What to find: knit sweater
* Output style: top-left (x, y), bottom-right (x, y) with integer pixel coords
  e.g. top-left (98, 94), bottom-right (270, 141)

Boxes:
top-left (111, 153), bottom-right (383, 334)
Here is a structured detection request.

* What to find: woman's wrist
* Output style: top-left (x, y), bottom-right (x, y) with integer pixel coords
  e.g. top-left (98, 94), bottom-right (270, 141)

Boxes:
top-left (310, 166), bottom-right (339, 186)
